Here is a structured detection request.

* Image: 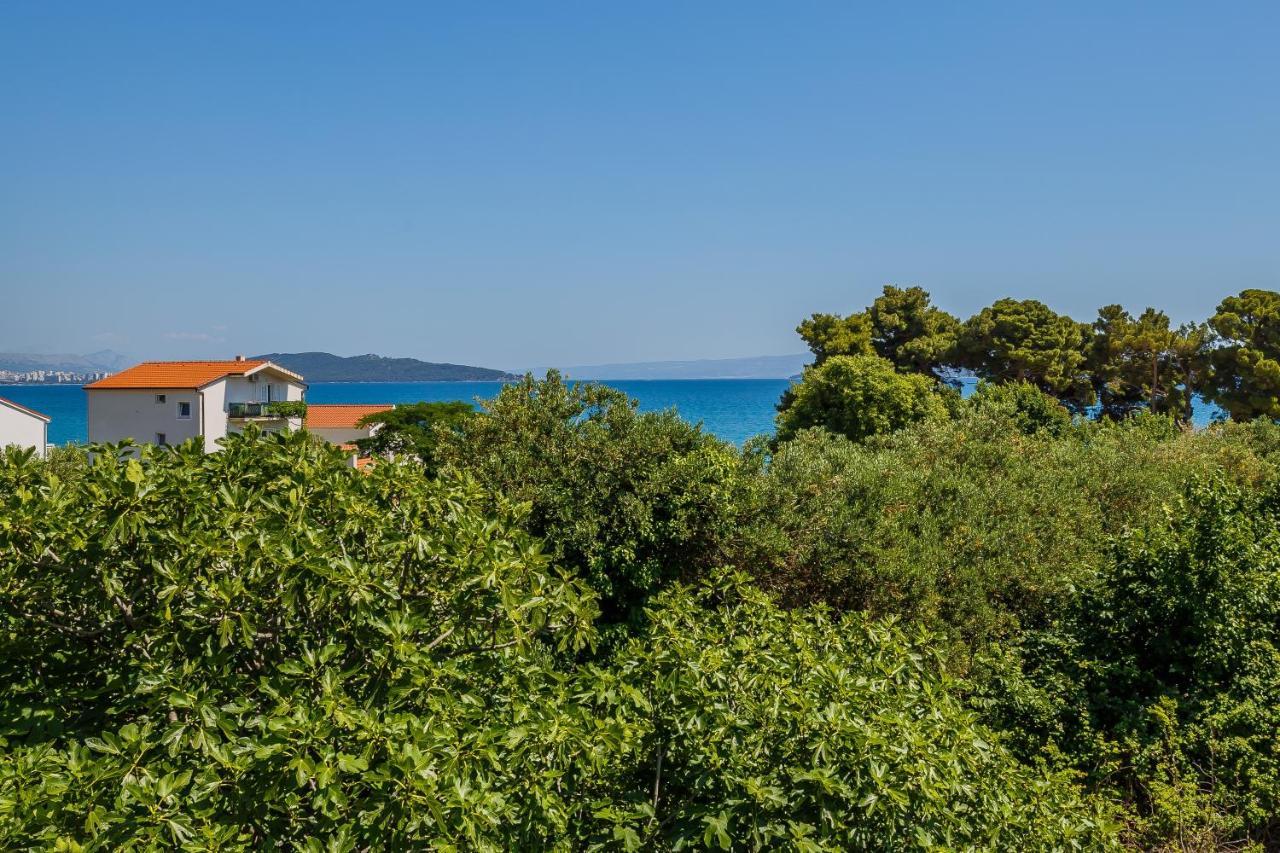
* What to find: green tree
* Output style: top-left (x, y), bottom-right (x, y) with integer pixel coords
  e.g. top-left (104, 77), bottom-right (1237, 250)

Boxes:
top-left (1206, 288), bottom-right (1280, 420)
top-left (434, 372), bottom-right (744, 628)
top-left (978, 478), bottom-right (1280, 848)
top-left (1089, 306), bottom-right (1206, 421)
top-left (353, 400), bottom-right (474, 470)
top-left (867, 285), bottom-right (961, 378)
top-left (956, 298), bottom-right (1095, 411)
top-left (1089, 305), bottom-right (1152, 419)
top-left (1168, 321), bottom-right (1212, 424)
top-left (775, 354), bottom-right (950, 443)
top-left (795, 310), bottom-right (874, 365)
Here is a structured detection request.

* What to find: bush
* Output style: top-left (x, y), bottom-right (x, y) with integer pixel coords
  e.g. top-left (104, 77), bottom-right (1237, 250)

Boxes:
top-left (968, 379), bottom-right (1073, 436)
top-left (0, 434), bottom-right (1117, 849)
top-left (601, 573), bottom-right (1118, 850)
top-left (735, 411), bottom-right (1277, 664)
top-left (0, 431), bottom-right (602, 847)
top-left (434, 372), bottom-right (745, 628)
top-left (776, 354), bottom-right (951, 444)
top-left (976, 478), bottom-right (1280, 848)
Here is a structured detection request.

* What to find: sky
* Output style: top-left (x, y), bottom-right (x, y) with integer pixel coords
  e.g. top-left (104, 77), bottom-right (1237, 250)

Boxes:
top-left (2, 3), bottom-right (1278, 370)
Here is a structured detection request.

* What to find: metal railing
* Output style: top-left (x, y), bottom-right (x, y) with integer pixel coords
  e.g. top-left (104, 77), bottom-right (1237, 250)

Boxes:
top-left (227, 402), bottom-right (305, 419)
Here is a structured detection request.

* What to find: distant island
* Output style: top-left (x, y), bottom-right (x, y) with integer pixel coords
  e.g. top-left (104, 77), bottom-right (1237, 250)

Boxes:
top-left (254, 352), bottom-right (516, 382)
top-left (549, 353), bottom-right (809, 381)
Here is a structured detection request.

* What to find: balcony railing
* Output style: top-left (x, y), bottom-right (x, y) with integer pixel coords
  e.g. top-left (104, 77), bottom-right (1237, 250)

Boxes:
top-left (228, 401), bottom-right (306, 419)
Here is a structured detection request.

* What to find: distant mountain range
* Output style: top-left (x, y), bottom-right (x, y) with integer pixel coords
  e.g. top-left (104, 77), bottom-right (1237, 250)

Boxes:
top-left (0, 349), bottom-right (131, 374)
top-left (548, 354), bottom-right (809, 381)
top-left (254, 352), bottom-right (516, 382)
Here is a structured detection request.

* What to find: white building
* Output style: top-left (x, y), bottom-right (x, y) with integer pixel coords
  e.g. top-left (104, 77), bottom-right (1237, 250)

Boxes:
top-left (85, 357), bottom-right (307, 452)
top-left (304, 404), bottom-right (393, 468)
top-left (0, 396), bottom-right (51, 458)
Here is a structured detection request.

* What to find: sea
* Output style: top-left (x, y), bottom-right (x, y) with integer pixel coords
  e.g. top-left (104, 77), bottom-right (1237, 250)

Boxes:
top-left (3, 378), bottom-right (1225, 449)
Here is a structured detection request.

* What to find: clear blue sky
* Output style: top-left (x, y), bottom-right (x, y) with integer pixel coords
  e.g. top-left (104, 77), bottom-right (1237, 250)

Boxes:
top-left (2, 3), bottom-right (1277, 369)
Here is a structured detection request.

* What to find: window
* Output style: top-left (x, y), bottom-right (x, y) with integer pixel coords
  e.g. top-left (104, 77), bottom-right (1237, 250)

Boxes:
top-left (155, 394), bottom-right (167, 404)
top-left (155, 433), bottom-right (168, 446)
top-left (177, 401), bottom-right (192, 419)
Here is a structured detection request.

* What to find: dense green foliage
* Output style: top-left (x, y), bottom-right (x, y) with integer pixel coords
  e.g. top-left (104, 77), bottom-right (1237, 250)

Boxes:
top-left (433, 372), bottom-right (744, 628)
top-left (775, 354), bottom-right (951, 443)
top-left (966, 380), bottom-right (1072, 436)
top-left (0, 433), bottom-right (599, 847)
top-left (1088, 305), bottom-right (1207, 421)
top-left (953, 298), bottom-right (1095, 411)
top-left (978, 478), bottom-right (1280, 847)
top-left (737, 411), bottom-right (1276, 662)
top-left (354, 400), bottom-right (474, 470)
top-left (1207, 289), bottom-right (1280, 420)
top-left (0, 434), bottom-right (1114, 849)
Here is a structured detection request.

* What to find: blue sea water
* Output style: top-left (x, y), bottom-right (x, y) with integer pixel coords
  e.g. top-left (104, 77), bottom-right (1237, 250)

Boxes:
top-left (2, 377), bottom-right (1225, 449)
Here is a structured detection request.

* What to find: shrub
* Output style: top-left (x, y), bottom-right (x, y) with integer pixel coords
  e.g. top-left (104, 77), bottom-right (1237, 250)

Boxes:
top-left (0, 431), bottom-right (602, 847)
top-left (600, 573), bottom-right (1118, 850)
top-left (776, 354), bottom-right (951, 444)
top-left (967, 379), bottom-right (1073, 436)
top-left (0, 434), bottom-right (1117, 849)
top-left (434, 372), bottom-right (745, 628)
top-left (976, 477), bottom-right (1280, 848)
top-left (735, 411), bottom-right (1277, 665)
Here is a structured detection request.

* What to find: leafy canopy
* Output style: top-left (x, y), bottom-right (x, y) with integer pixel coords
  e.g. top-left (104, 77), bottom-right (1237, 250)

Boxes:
top-left (775, 354), bottom-right (951, 444)
top-left (0, 434), bottom-right (1115, 849)
top-left (955, 298), bottom-right (1095, 411)
top-left (353, 400), bottom-right (474, 470)
top-left (1207, 288), bottom-right (1280, 420)
top-left (434, 372), bottom-right (744, 628)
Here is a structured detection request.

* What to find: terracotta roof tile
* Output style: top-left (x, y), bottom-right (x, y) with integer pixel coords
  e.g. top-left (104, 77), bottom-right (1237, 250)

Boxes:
top-left (305, 404), bottom-right (393, 429)
top-left (85, 360), bottom-right (273, 390)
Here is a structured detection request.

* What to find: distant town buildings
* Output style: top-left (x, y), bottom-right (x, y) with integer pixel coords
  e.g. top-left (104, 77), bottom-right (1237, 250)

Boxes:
top-left (0, 369), bottom-right (111, 384)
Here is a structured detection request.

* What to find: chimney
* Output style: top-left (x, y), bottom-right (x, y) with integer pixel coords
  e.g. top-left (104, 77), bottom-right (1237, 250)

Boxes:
top-left (234, 354), bottom-right (245, 362)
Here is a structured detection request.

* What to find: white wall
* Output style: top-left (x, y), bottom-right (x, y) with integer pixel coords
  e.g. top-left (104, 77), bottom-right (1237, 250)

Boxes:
top-left (0, 402), bottom-right (47, 458)
top-left (223, 373), bottom-right (306, 404)
top-left (200, 382), bottom-right (227, 452)
top-left (309, 426), bottom-right (375, 446)
top-left (88, 389), bottom-right (202, 447)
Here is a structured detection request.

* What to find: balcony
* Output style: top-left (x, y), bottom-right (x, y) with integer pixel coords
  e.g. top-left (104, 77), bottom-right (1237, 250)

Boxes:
top-left (228, 401), bottom-right (306, 420)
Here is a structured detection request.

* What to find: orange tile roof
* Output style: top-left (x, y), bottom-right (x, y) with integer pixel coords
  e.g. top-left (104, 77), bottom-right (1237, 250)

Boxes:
top-left (0, 396), bottom-right (51, 421)
top-left (85, 360), bottom-right (270, 390)
top-left (305, 404), bottom-right (393, 429)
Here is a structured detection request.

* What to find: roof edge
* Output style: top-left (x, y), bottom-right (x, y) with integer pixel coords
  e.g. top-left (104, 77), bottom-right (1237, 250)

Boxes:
top-left (0, 396), bottom-right (52, 422)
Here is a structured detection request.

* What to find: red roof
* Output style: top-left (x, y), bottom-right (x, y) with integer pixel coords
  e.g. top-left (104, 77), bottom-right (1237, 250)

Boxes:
top-left (0, 396), bottom-right (51, 422)
top-left (305, 404), bottom-right (393, 429)
top-left (84, 359), bottom-right (299, 390)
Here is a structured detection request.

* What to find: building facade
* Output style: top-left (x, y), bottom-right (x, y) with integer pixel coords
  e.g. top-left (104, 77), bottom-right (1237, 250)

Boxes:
top-left (0, 396), bottom-right (51, 458)
top-left (86, 357), bottom-right (306, 452)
